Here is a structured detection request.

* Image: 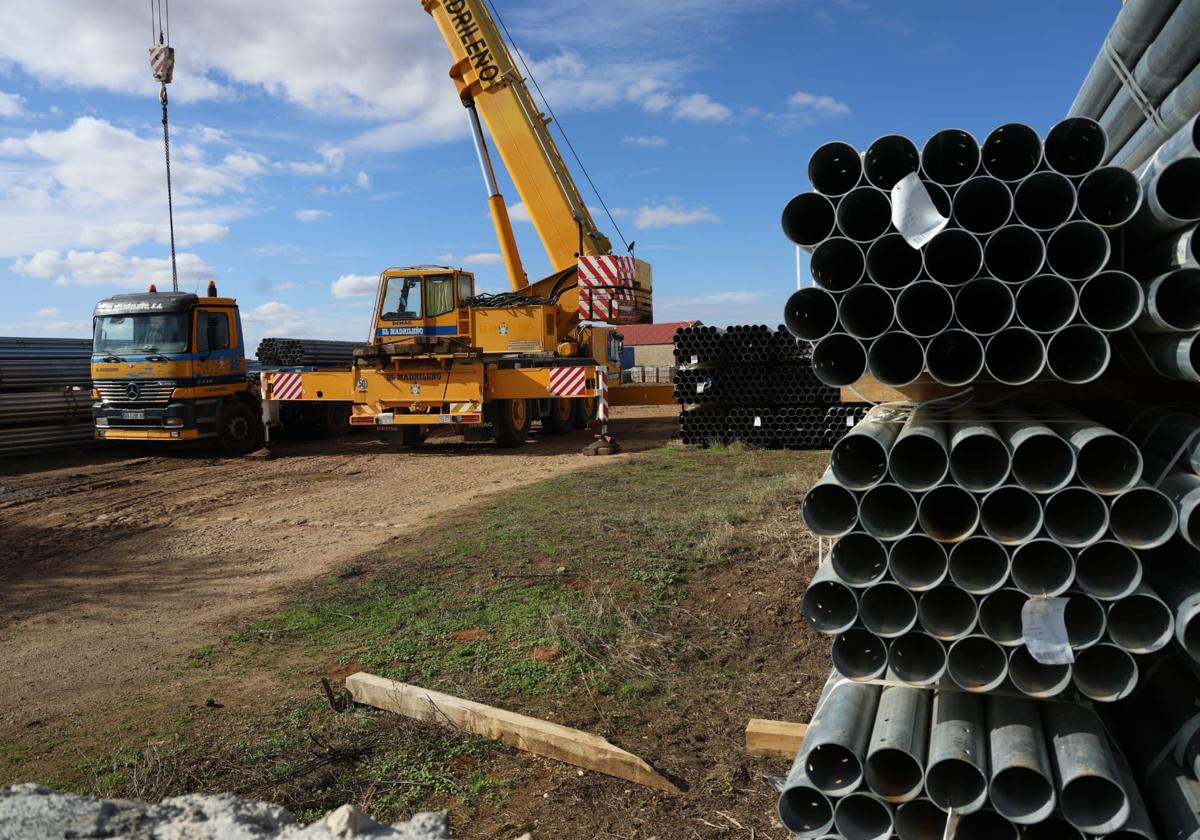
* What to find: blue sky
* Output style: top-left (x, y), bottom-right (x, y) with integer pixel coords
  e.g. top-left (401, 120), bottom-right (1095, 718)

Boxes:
top-left (0, 0), bottom-right (1115, 351)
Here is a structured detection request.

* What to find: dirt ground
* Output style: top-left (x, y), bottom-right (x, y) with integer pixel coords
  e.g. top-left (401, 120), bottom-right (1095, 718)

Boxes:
top-left (0, 406), bottom-right (678, 738)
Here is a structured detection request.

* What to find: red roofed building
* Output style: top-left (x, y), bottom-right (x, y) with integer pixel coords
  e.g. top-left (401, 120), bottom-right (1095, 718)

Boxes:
top-left (618, 321), bottom-right (701, 368)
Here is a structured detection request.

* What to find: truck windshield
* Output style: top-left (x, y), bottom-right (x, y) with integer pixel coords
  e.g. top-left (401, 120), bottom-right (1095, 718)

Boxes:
top-left (94, 314), bottom-right (190, 354)
top-left (381, 276), bottom-right (422, 321)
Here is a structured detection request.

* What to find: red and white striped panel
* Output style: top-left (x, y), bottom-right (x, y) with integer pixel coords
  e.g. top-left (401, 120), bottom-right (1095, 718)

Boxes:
top-left (548, 366), bottom-right (588, 397)
top-left (578, 255), bottom-right (636, 288)
top-left (271, 372), bottom-right (304, 400)
top-left (580, 287), bottom-right (639, 321)
top-left (149, 46), bottom-right (174, 82)
top-left (596, 370), bottom-right (609, 423)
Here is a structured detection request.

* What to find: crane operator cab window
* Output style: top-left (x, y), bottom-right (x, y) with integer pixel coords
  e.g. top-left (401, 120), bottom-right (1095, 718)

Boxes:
top-left (426, 274), bottom-right (456, 317)
top-left (381, 276), bottom-right (423, 321)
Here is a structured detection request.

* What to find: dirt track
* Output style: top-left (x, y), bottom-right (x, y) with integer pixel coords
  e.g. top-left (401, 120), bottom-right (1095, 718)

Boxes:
top-left (0, 407), bottom-right (677, 735)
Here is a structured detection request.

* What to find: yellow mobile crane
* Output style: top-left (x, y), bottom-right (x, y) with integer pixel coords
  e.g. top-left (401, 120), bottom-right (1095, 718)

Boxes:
top-left (92, 0), bottom-right (671, 454)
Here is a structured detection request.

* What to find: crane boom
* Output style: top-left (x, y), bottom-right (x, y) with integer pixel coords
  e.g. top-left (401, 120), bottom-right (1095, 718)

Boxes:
top-left (421, 0), bottom-right (613, 289)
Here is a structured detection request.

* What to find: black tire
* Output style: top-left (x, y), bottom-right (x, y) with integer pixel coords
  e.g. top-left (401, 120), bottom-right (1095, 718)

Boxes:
top-left (400, 425), bottom-right (429, 448)
top-left (493, 398), bottom-right (532, 448)
top-left (217, 400), bottom-right (260, 455)
top-left (324, 403), bottom-right (352, 438)
top-left (543, 398), bottom-right (575, 436)
top-left (573, 396), bottom-right (597, 430)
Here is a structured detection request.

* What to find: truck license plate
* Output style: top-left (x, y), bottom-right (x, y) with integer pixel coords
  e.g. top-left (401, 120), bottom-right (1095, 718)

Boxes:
top-left (376, 413), bottom-right (395, 425)
top-left (439, 415), bottom-right (455, 424)
top-left (121, 410), bottom-right (145, 420)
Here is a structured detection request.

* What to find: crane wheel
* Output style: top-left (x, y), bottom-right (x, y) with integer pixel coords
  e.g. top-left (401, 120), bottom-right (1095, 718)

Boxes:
top-left (217, 400), bottom-right (260, 456)
top-left (573, 397), bottom-right (597, 430)
top-left (324, 403), bottom-right (352, 438)
top-left (543, 398), bottom-right (575, 436)
top-left (400, 425), bottom-right (429, 448)
top-left (493, 398), bottom-right (532, 448)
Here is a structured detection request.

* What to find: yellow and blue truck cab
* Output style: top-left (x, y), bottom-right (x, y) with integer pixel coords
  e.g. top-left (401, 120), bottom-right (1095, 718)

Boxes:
top-left (90, 284), bottom-right (262, 453)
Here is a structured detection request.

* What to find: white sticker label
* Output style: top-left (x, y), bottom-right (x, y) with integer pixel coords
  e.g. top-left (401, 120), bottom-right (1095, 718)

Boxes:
top-left (691, 355), bottom-right (699, 364)
top-left (696, 382), bottom-right (706, 393)
top-left (846, 416), bottom-right (854, 427)
top-left (754, 416), bottom-right (762, 427)
top-left (1021, 597), bottom-right (1075, 665)
top-left (891, 172), bottom-right (949, 249)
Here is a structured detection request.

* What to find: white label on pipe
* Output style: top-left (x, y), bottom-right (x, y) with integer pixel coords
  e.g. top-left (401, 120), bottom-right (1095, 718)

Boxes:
top-left (846, 416), bottom-right (854, 427)
top-left (754, 416), bottom-right (762, 427)
top-left (892, 172), bottom-right (949, 249)
top-left (696, 382), bottom-right (706, 393)
top-left (1021, 597), bottom-right (1075, 665)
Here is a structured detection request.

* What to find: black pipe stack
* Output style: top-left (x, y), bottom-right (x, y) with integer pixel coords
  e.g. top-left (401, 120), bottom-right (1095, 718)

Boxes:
top-left (674, 325), bottom-right (865, 448)
top-left (255, 338), bottom-right (360, 368)
top-left (0, 336), bottom-right (94, 457)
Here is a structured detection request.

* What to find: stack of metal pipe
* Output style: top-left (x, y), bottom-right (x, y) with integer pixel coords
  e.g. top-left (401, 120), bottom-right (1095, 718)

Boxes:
top-left (0, 336), bottom-right (94, 457)
top-left (255, 337), bottom-right (360, 368)
top-left (783, 118), bottom-right (1149, 389)
top-left (673, 325), bottom-right (867, 448)
top-left (779, 672), bottom-right (1152, 839)
top-left (801, 403), bottom-right (1196, 703)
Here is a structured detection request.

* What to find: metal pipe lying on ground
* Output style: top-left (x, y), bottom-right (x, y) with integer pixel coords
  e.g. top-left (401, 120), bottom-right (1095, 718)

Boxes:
top-left (1064, 591), bottom-right (1107, 650)
top-left (838, 284), bottom-right (894, 341)
top-left (948, 536), bottom-right (1010, 595)
top-left (864, 685), bottom-right (930, 804)
top-left (833, 627), bottom-right (888, 681)
top-left (1131, 155), bottom-right (1200, 238)
top-left (1077, 270), bottom-right (1145, 332)
top-left (1020, 816), bottom-right (1086, 840)
top-left (1044, 701), bottom-right (1130, 833)
top-left (954, 277), bottom-right (1014, 336)
top-left (1137, 268), bottom-right (1200, 333)
top-left (1013, 171), bottom-right (1076, 231)
top-left (981, 122), bottom-right (1043, 182)
top-left (949, 410), bottom-right (1011, 492)
top-left (1045, 325), bottom-right (1111, 385)
top-left (859, 581), bottom-right (918, 639)
top-left (921, 128), bottom-right (980, 187)
top-left (1111, 74), bottom-right (1200, 170)
top-left (1106, 584), bottom-right (1174, 653)
top-left (1144, 539), bottom-right (1200, 661)
top-left (893, 799), bottom-right (946, 840)
top-left (833, 790), bottom-right (893, 840)
top-left (1077, 165), bottom-right (1143, 228)
top-left (809, 140), bottom-right (863, 196)
top-left (1072, 642), bottom-right (1139, 702)
top-left (895, 281), bottom-right (954, 338)
top-left (925, 690), bottom-right (988, 812)
top-left (1043, 486), bottom-right (1109, 548)
top-left (888, 534), bottom-right (948, 592)
top-left (864, 134), bottom-right (919, 191)
top-left (887, 632), bottom-right (947, 686)
top-left (812, 333), bottom-right (867, 388)
top-left (1156, 468), bottom-right (1200, 548)
top-left (917, 585), bottom-right (978, 641)
top-left (954, 810), bottom-right (1018, 839)
top-left (802, 562), bottom-right (860, 634)
top-left (924, 329), bottom-right (984, 387)
top-left (802, 468), bottom-right (860, 538)
top-left (866, 331), bottom-right (925, 388)
top-left (782, 192), bottom-right (836, 248)
top-left (784, 287), bottom-right (840, 341)
top-left (1047, 409), bottom-right (1143, 495)
top-left (1010, 538), bottom-right (1076, 596)
top-left (952, 175), bottom-right (1013, 235)
top-left (837, 186), bottom-right (893, 242)
top-left (1015, 274), bottom-right (1077, 334)
top-left (1129, 223), bottom-right (1198, 276)
top-left (984, 224), bottom-right (1045, 284)
top-left (865, 233), bottom-right (922, 289)
top-left (987, 696), bottom-right (1057, 824)
top-left (995, 407), bottom-right (1076, 494)
top-left (1149, 763), bottom-right (1200, 840)
top-left (978, 588), bottom-right (1027, 647)
top-left (1007, 645), bottom-right (1072, 698)
top-left (946, 634), bottom-right (1008, 693)
top-left (1109, 482), bottom-right (1179, 549)
top-left (1046, 220), bottom-right (1111, 282)
top-left (830, 405), bottom-right (902, 490)
top-left (1074, 540), bottom-right (1142, 601)
top-left (830, 532), bottom-right (889, 588)
top-left (1044, 116), bottom-right (1108, 177)
top-left (810, 237), bottom-right (866, 293)
top-left (922, 228), bottom-right (983, 287)
top-left (917, 483), bottom-right (980, 543)
top-left (859, 483), bottom-right (917, 541)
top-left (985, 328), bottom-right (1046, 386)
top-left (1144, 332), bottom-right (1200, 381)
top-left (889, 407), bottom-right (949, 493)
top-left (980, 484), bottom-right (1042, 545)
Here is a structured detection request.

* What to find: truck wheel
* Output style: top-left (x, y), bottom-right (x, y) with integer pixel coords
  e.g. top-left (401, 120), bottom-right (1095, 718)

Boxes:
top-left (543, 398), bottom-right (575, 436)
top-left (324, 403), bottom-right (352, 438)
top-left (573, 397), bottom-right (597, 430)
top-left (400, 425), bottom-right (428, 448)
top-left (493, 398), bottom-right (532, 447)
top-left (218, 400), bottom-right (260, 455)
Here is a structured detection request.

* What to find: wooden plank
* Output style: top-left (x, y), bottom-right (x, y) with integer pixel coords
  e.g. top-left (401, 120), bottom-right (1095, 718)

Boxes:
top-left (745, 719), bottom-right (808, 759)
top-left (345, 672), bottom-right (682, 794)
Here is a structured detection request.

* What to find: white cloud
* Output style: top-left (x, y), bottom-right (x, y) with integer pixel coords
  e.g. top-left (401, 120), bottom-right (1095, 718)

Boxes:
top-left (633, 203), bottom-right (719, 230)
top-left (13, 249), bottom-right (215, 288)
top-left (788, 91), bottom-right (851, 116)
top-left (330, 273), bottom-right (378, 299)
top-left (285, 160), bottom-right (329, 176)
top-left (319, 144), bottom-right (345, 172)
top-left (673, 93), bottom-right (732, 122)
top-left (0, 91), bottom-right (29, 118)
top-left (36, 307), bottom-right (60, 318)
top-left (436, 252), bottom-right (503, 267)
top-left (295, 208), bottom-right (330, 222)
top-left (623, 135), bottom-right (668, 147)
top-left (253, 243), bottom-right (303, 258)
top-left (80, 221), bottom-right (229, 251)
top-left (507, 202), bottom-right (532, 223)
top-left (355, 170), bottom-right (371, 189)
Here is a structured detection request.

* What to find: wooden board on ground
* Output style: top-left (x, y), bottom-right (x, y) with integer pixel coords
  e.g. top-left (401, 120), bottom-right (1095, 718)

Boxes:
top-left (745, 718), bottom-right (808, 759)
top-left (345, 672), bottom-right (682, 794)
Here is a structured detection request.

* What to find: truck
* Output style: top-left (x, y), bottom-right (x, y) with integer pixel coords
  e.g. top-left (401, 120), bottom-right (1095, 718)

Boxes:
top-left (90, 0), bottom-right (674, 455)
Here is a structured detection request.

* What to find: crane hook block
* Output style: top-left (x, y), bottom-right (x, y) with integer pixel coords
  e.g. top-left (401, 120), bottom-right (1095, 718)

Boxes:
top-left (149, 45), bottom-right (175, 84)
